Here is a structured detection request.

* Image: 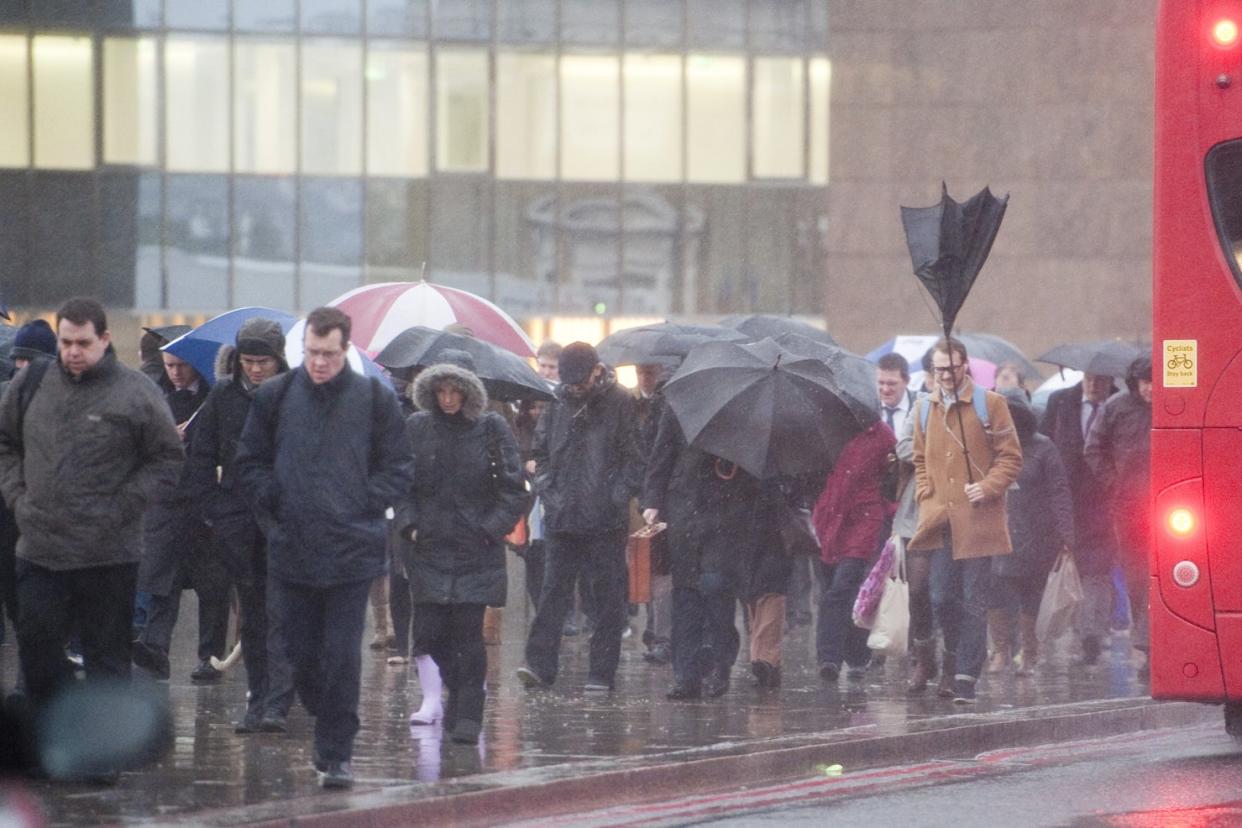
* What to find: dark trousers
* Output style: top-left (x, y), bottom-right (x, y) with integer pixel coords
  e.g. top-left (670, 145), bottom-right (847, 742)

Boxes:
top-left (141, 586), bottom-right (229, 663)
top-left (269, 576), bottom-right (370, 763)
top-left (911, 546), bottom-right (990, 680)
top-left (671, 585), bottom-right (738, 687)
top-left (815, 556), bottom-right (872, 670)
top-left (520, 540), bottom-right (546, 610)
top-left (390, 565), bottom-right (412, 657)
top-left (414, 602), bottom-right (486, 726)
top-left (0, 507), bottom-right (17, 646)
top-left (524, 529), bottom-right (628, 685)
top-left (15, 560), bottom-right (137, 706)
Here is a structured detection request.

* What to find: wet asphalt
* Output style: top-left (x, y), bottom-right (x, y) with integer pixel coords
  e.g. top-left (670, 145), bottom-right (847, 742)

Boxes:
top-left (0, 561), bottom-right (1152, 827)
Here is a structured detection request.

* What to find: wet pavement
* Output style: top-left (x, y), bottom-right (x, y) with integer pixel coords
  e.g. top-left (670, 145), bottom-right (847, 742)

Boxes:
top-left (0, 564), bottom-right (1153, 827)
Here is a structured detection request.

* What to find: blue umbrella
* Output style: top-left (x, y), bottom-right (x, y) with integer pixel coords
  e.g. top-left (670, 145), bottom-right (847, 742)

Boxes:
top-left (162, 307), bottom-right (297, 387)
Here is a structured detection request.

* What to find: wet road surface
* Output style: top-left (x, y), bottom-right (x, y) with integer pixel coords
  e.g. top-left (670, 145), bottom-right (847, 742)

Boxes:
top-left (0, 565), bottom-right (1155, 826)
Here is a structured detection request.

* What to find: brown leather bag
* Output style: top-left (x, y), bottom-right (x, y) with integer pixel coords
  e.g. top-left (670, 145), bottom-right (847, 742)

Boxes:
top-left (626, 522), bottom-right (667, 603)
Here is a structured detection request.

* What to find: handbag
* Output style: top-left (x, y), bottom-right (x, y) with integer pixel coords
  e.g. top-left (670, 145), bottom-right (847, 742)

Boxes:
top-left (1036, 550), bottom-right (1084, 643)
top-left (853, 535), bottom-right (898, 629)
top-left (626, 522), bottom-right (667, 603)
top-left (865, 541), bottom-right (909, 656)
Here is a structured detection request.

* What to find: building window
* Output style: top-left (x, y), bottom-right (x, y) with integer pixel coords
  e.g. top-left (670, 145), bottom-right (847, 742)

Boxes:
top-left (686, 54), bottom-right (744, 183)
top-left (165, 37), bottom-right (230, 173)
top-left (624, 53), bottom-right (682, 182)
top-left (496, 51), bottom-right (556, 180)
top-left (810, 57), bottom-right (830, 184)
top-left (234, 0), bottom-right (295, 33)
top-left (0, 35), bottom-right (29, 168)
top-left (33, 35), bottom-right (94, 170)
top-left (366, 44), bottom-right (429, 178)
top-left (753, 56), bottom-right (804, 179)
top-left (301, 40), bottom-right (363, 176)
top-left (436, 48), bottom-right (489, 173)
top-left (234, 40), bottom-right (296, 174)
top-left (561, 55), bottom-right (619, 182)
top-left (166, 0), bottom-right (228, 30)
top-left (104, 38), bottom-right (159, 167)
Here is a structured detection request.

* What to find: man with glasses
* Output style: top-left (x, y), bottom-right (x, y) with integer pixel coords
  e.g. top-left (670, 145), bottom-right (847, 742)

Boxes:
top-left (907, 338), bottom-right (1022, 704)
top-left (236, 307), bottom-right (413, 789)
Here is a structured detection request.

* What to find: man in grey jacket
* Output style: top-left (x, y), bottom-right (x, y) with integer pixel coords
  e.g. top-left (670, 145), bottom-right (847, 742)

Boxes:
top-left (0, 297), bottom-right (184, 709)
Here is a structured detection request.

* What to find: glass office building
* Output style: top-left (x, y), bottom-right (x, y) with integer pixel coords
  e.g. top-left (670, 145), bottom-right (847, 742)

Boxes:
top-left (0, 1), bottom-right (829, 327)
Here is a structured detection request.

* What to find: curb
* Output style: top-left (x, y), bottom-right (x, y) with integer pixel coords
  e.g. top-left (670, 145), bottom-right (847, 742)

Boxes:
top-left (196, 698), bottom-right (1220, 827)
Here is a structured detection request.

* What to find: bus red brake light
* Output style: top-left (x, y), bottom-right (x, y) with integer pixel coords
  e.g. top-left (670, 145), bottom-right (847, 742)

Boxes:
top-left (1168, 507), bottom-right (1197, 536)
top-left (1213, 18), bottom-right (1240, 48)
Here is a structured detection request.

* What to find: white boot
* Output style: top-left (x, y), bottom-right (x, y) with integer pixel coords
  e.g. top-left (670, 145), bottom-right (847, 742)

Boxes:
top-left (409, 655), bottom-right (444, 725)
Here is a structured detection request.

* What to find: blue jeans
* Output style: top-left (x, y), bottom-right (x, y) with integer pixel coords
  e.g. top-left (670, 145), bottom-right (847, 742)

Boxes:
top-left (268, 576), bottom-right (370, 763)
top-left (928, 547), bottom-right (992, 680)
top-left (815, 557), bottom-right (871, 670)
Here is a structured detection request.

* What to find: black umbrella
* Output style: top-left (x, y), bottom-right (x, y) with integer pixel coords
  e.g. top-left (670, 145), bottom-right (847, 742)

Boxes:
top-left (719, 314), bottom-right (837, 346)
top-left (771, 333), bottom-right (881, 427)
top-left (901, 182), bottom-right (1009, 483)
top-left (1036, 340), bottom-right (1148, 380)
top-left (955, 333), bottom-right (1040, 380)
top-left (662, 338), bottom-right (872, 479)
top-left (143, 324), bottom-right (193, 346)
top-left (596, 322), bottom-right (746, 367)
top-left (375, 326), bottom-right (554, 402)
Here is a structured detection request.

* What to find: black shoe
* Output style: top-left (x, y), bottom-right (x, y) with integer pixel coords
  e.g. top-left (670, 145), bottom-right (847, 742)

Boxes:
top-left (952, 678), bottom-right (977, 705)
top-left (1077, 636), bottom-right (1101, 666)
top-left (818, 662), bottom-right (840, 682)
top-left (562, 623), bottom-right (579, 637)
top-left (666, 682), bottom-right (701, 700)
top-left (703, 667), bottom-right (730, 699)
top-left (515, 666), bottom-right (551, 689)
top-left (258, 713), bottom-right (288, 733)
top-left (450, 719), bottom-right (482, 745)
top-left (131, 641), bottom-right (170, 681)
top-left (234, 712), bottom-right (263, 734)
top-left (190, 659), bottom-right (223, 683)
top-left (318, 760), bottom-right (353, 789)
top-left (751, 659), bottom-right (776, 688)
top-left (643, 642), bottom-right (672, 665)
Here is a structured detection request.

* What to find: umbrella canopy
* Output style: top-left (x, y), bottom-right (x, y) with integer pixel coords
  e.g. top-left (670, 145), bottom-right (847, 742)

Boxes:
top-left (770, 333), bottom-right (881, 427)
top-left (900, 184), bottom-right (1009, 335)
top-left (1036, 340), bottom-right (1148, 380)
top-left (868, 332), bottom-right (1038, 380)
top-left (162, 307), bottom-right (297, 386)
top-left (662, 338), bottom-right (873, 479)
top-left (595, 322), bottom-right (746, 367)
top-left (283, 318), bottom-right (392, 386)
top-left (329, 281), bottom-right (535, 359)
top-left (719, 314), bottom-right (837, 346)
top-left (910, 357), bottom-right (997, 392)
top-left (375, 326), bottom-right (554, 402)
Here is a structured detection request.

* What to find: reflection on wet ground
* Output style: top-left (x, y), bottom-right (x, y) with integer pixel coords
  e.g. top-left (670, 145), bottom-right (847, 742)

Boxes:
top-left (0, 578), bottom-right (1150, 826)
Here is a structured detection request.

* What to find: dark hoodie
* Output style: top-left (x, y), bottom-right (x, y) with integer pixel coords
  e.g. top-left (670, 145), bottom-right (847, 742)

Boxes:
top-left (532, 365), bottom-right (643, 536)
top-left (397, 362), bottom-right (529, 606)
top-left (1085, 355), bottom-right (1152, 512)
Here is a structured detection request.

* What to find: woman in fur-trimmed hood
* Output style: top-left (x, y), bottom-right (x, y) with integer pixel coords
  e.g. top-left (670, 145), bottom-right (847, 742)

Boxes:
top-left (395, 356), bottom-right (529, 744)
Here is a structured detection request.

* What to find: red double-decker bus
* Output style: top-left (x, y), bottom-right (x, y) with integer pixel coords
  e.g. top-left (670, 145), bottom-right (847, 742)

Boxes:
top-left (1152, 1), bottom-right (1242, 732)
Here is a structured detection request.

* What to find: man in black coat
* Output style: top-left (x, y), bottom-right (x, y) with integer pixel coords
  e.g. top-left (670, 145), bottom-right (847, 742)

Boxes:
top-left (132, 350), bottom-right (224, 683)
top-left (515, 342), bottom-right (643, 692)
top-left (235, 307), bottom-right (413, 790)
top-left (1039, 372), bottom-right (1119, 665)
top-left (183, 317), bottom-right (294, 733)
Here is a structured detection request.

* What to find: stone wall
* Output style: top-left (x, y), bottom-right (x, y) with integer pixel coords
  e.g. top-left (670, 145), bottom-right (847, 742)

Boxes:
top-left (824, 0), bottom-right (1156, 371)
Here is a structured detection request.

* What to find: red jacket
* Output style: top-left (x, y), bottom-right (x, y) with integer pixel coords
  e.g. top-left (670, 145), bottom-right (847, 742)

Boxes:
top-left (811, 421), bottom-right (896, 565)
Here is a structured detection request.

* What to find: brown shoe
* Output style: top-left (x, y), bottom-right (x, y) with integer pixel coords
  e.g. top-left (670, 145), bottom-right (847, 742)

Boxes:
top-left (906, 639), bottom-right (937, 695)
top-left (936, 651), bottom-right (957, 698)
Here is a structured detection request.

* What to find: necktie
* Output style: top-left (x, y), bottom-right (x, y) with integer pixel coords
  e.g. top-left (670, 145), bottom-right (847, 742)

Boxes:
top-left (1084, 401), bottom-right (1099, 438)
top-left (884, 406), bottom-right (897, 429)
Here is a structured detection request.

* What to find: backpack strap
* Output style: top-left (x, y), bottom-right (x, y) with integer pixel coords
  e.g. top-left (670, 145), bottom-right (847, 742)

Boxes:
top-left (919, 387), bottom-right (990, 433)
top-left (14, 357), bottom-right (52, 454)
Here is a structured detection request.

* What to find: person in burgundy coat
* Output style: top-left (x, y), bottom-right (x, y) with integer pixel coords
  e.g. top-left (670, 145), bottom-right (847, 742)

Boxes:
top-left (810, 420), bottom-right (896, 681)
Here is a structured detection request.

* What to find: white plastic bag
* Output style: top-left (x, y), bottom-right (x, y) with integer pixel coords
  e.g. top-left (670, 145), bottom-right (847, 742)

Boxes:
top-left (1036, 551), bottom-right (1084, 643)
top-left (866, 542), bottom-right (909, 657)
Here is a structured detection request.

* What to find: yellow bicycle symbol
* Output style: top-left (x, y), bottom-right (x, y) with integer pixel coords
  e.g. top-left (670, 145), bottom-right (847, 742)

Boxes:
top-left (1167, 354), bottom-right (1194, 370)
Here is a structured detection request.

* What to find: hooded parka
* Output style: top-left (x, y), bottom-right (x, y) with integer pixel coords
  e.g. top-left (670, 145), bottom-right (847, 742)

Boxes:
top-left (397, 363), bottom-right (529, 606)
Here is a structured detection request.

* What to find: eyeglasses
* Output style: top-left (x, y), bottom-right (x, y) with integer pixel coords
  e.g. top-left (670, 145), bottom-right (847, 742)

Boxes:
top-left (931, 365), bottom-right (963, 375)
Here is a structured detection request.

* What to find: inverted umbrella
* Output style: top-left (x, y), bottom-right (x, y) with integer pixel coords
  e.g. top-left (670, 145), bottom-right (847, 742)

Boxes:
top-left (1036, 340), bottom-right (1147, 380)
top-left (662, 338), bottom-right (872, 479)
top-left (329, 280), bottom-right (535, 359)
top-left (375, 326), bottom-right (554, 402)
top-left (720, 314), bottom-right (837, 346)
top-left (901, 183), bottom-right (1008, 484)
top-left (162, 307), bottom-right (297, 386)
top-left (596, 322), bottom-right (746, 367)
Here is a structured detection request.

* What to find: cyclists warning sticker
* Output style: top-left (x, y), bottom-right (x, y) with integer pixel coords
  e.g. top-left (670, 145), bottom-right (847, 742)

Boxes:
top-left (1163, 339), bottom-right (1197, 388)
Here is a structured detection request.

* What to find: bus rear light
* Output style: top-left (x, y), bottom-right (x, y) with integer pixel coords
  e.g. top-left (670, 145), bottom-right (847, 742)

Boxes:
top-left (1168, 507), bottom-right (1196, 536)
top-left (1213, 18), bottom-right (1240, 48)
top-left (1173, 560), bottom-right (1201, 588)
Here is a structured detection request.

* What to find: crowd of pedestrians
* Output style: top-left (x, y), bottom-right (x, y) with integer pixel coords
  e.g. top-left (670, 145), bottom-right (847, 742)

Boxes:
top-left (0, 298), bottom-right (1154, 788)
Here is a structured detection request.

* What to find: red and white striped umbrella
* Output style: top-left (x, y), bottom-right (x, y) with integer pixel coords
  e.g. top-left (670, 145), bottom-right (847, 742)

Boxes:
top-left (329, 281), bottom-right (536, 358)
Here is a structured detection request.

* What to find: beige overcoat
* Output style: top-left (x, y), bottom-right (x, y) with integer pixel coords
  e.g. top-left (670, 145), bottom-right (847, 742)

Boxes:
top-left (909, 379), bottom-right (1023, 558)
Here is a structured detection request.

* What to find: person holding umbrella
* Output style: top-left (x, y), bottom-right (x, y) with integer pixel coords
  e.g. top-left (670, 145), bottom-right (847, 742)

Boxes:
top-left (907, 337), bottom-right (1022, 703)
top-left (396, 352), bottom-right (529, 744)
